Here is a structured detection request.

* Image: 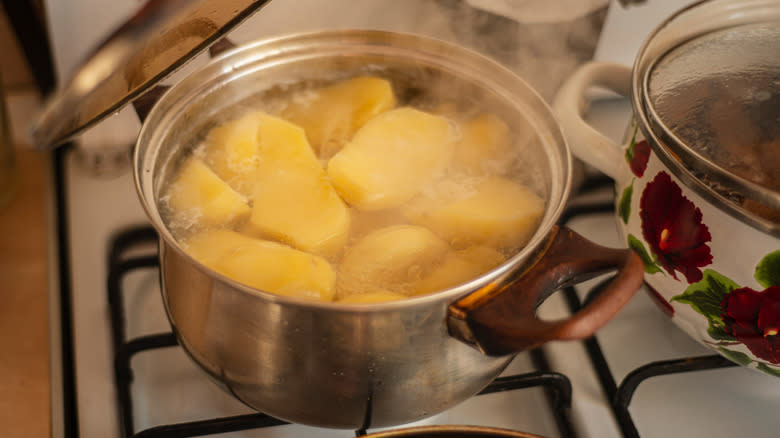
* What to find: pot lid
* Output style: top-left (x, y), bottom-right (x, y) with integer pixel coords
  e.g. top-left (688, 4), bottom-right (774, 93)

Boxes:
top-left (31, 0), bottom-right (272, 149)
top-left (639, 2), bottom-right (780, 220)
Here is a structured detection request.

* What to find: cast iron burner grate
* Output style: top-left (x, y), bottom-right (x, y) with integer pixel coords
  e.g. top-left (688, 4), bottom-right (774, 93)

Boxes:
top-left (107, 231), bottom-right (575, 438)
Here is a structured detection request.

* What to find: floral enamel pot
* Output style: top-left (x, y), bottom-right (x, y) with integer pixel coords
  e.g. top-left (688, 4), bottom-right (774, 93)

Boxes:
top-left (554, 0), bottom-right (780, 377)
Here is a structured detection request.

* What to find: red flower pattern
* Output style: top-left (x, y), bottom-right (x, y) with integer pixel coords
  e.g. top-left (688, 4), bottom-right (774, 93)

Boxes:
top-left (627, 139), bottom-right (651, 177)
top-left (640, 171), bottom-right (713, 283)
top-left (721, 286), bottom-right (780, 364)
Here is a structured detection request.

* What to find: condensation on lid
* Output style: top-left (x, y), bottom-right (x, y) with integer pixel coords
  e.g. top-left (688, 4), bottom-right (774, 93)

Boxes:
top-left (647, 22), bottom-right (780, 195)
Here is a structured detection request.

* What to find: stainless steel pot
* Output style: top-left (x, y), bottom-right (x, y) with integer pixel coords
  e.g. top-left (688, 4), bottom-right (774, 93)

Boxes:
top-left (130, 30), bottom-right (643, 428)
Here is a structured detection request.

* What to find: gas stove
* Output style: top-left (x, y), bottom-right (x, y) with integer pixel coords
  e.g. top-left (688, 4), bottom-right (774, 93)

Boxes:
top-left (42, 1), bottom-right (780, 437)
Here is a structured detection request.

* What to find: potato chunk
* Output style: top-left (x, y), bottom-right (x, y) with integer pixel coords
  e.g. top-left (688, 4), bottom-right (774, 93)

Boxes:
top-left (184, 228), bottom-right (258, 266)
top-left (184, 230), bottom-right (336, 300)
top-left (328, 107), bottom-right (457, 210)
top-left (348, 208), bottom-right (408, 241)
top-left (337, 224), bottom-right (449, 298)
top-left (404, 176), bottom-right (544, 249)
top-left (282, 76), bottom-right (396, 158)
top-left (415, 246), bottom-right (506, 295)
top-left (452, 113), bottom-right (515, 174)
top-left (166, 157), bottom-right (250, 227)
top-left (203, 111), bottom-right (266, 197)
top-left (246, 115), bottom-right (350, 256)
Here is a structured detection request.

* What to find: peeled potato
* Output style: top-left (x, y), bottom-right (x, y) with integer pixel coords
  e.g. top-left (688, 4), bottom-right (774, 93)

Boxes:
top-left (282, 76), bottom-right (396, 158)
top-left (348, 208), bottom-right (408, 241)
top-left (328, 107), bottom-right (457, 211)
top-left (404, 176), bottom-right (544, 249)
top-left (166, 157), bottom-right (250, 227)
top-left (415, 246), bottom-right (506, 295)
top-left (203, 111), bottom-right (266, 197)
top-left (337, 224), bottom-right (449, 298)
top-left (246, 115), bottom-right (349, 256)
top-left (337, 291), bottom-right (407, 304)
top-left (184, 228), bottom-right (258, 266)
top-left (184, 229), bottom-right (336, 301)
top-left (452, 113), bottom-right (515, 174)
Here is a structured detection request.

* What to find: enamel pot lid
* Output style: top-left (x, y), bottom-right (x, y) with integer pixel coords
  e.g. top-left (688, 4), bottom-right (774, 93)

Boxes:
top-left (31, 0), bottom-right (272, 149)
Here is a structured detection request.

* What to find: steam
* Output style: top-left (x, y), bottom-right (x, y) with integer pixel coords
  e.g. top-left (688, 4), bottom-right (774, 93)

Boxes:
top-left (231, 0), bottom-right (606, 101)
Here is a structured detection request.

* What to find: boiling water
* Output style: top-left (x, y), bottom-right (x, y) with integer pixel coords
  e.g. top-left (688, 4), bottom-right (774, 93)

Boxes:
top-left (157, 75), bottom-right (547, 302)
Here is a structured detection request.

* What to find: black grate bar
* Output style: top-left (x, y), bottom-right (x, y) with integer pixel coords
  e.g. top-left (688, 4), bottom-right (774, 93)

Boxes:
top-left (122, 333), bottom-right (179, 355)
top-left (115, 333), bottom-right (179, 381)
top-left (576, 174), bottom-right (614, 195)
top-left (562, 283), bottom-right (619, 403)
top-left (479, 372), bottom-right (572, 409)
top-left (479, 369), bottom-right (575, 437)
top-left (54, 144), bottom-right (80, 437)
top-left (106, 240), bottom-right (161, 438)
top-left (529, 349), bottom-right (577, 438)
top-left (108, 256), bottom-right (159, 347)
top-left (109, 226), bottom-right (158, 267)
top-left (557, 202), bottom-right (614, 226)
top-left (133, 412), bottom-right (288, 438)
top-left (612, 354), bottom-right (737, 438)
top-left (115, 334), bottom-right (178, 437)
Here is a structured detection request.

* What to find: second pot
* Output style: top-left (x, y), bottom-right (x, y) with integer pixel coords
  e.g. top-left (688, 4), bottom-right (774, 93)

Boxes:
top-left (554, 0), bottom-right (780, 377)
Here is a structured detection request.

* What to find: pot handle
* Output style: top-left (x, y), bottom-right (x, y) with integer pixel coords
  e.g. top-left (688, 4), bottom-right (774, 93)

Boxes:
top-left (552, 62), bottom-right (633, 180)
top-left (447, 225), bottom-right (643, 356)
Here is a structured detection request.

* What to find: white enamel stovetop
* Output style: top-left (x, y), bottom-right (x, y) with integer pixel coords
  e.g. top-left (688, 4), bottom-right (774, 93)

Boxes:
top-left (43, 1), bottom-right (780, 437)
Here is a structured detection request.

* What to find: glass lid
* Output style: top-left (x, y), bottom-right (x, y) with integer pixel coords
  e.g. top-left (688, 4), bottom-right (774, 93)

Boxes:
top-left (31, 0), bottom-right (272, 149)
top-left (639, 0), bottom-right (780, 224)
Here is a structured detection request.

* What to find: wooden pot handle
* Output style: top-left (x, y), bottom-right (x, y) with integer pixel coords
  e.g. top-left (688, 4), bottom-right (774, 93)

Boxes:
top-left (447, 225), bottom-right (644, 356)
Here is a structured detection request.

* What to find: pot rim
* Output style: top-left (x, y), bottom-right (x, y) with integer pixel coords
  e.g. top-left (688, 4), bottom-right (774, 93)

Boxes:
top-left (135, 29), bottom-right (573, 311)
top-left (362, 425), bottom-right (546, 438)
top-left (630, 0), bottom-right (780, 237)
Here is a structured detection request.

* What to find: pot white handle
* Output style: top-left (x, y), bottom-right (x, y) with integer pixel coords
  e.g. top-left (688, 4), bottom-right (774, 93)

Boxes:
top-left (552, 62), bottom-right (633, 180)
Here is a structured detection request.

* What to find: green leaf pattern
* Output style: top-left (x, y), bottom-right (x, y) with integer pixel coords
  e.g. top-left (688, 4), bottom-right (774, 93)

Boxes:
top-left (757, 363), bottom-right (780, 377)
top-left (618, 180), bottom-right (633, 225)
top-left (627, 234), bottom-right (661, 274)
top-left (755, 250), bottom-right (780, 288)
top-left (717, 347), bottom-right (754, 366)
top-left (671, 269), bottom-right (740, 334)
top-left (707, 325), bottom-right (737, 342)
top-left (624, 123), bottom-right (639, 165)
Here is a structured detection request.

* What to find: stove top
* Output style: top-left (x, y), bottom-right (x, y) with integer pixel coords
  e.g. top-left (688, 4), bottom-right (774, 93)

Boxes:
top-left (41, 1), bottom-right (780, 437)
